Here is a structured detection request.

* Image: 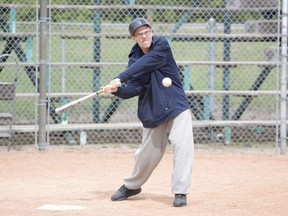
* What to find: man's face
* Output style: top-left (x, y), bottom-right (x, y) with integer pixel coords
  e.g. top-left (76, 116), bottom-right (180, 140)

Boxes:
top-left (132, 25), bottom-right (153, 53)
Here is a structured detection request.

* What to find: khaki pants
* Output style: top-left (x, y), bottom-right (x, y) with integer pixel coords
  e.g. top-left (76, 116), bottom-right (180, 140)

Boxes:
top-left (124, 109), bottom-right (194, 194)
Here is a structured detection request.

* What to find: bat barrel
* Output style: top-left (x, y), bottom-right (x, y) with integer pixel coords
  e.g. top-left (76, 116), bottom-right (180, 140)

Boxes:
top-left (54, 90), bottom-right (103, 114)
top-left (55, 100), bottom-right (78, 114)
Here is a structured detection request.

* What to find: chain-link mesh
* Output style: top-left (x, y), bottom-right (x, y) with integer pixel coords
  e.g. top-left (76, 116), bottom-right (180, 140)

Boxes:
top-left (0, 0), bottom-right (285, 149)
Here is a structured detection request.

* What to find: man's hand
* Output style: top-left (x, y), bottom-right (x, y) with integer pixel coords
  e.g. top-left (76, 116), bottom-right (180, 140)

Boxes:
top-left (102, 84), bottom-right (118, 94)
top-left (102, 78), bottom-right (121, 94)
top-left (109, 78), bottom-right (121, 88)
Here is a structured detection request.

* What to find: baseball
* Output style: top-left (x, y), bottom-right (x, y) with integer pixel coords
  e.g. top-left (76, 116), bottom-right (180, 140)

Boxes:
top-left (162, 77), bottom-right (172, 87)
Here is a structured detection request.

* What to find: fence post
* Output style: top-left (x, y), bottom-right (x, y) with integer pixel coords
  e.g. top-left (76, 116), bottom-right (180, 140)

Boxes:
top-left (280, 0), bottom-right (287, 155)
top-left (60, 22), bottom-right (68, 125)
top-left (93, 0), bottom-right (101, 123)
top-left (206, 18), bottom-right (217, 141)
top-left (222, 1), bottom-right (232, 145)
top-left (38, 0), bottom-right (48, 151)
top-left (207, 18), bottom-right (216, 120)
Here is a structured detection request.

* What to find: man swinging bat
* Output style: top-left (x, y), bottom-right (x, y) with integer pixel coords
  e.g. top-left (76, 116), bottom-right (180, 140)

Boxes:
top-left (103, 18), bottom-right (194, 207)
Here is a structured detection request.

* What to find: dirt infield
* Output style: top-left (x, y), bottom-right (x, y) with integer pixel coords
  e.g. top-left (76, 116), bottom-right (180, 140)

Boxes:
top-left (0, 144), bottom-right (287, 216)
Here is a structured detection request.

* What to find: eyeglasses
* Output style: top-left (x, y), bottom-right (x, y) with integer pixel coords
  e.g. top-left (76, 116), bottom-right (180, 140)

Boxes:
top-left (134, 29), bottom-right (152, 38)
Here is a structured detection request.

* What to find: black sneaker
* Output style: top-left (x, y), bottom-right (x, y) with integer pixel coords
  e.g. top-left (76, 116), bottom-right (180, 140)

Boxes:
top-left (111, 185), bottom-right (141, 201)
top-left (173, 194), bottom-right (187, 207)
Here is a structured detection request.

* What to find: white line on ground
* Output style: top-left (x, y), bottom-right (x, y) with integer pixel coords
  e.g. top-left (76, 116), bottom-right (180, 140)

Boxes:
top-left (37, 204), bottom-right (86, 211)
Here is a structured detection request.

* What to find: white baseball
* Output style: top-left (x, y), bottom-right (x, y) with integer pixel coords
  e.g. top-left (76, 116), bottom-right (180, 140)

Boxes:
top-left (162, 77), bottom-right (172, 87)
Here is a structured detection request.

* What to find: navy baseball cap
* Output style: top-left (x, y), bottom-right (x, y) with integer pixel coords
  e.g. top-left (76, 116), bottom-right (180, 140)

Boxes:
top-left (129, 18), bottom-right (151, 36)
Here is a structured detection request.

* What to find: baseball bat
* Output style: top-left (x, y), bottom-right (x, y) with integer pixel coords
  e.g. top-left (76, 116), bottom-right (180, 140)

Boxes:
top-left (55, 89), bottom-right (103, 114)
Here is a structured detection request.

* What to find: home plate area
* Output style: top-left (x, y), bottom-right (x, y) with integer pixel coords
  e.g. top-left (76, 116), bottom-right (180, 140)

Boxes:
top-left (38, 204), bottom-right (86, 211)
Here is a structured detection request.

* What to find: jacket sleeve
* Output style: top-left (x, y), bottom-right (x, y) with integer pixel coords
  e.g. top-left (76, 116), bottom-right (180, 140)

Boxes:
top-left (117, 38), bottom-right (170, 83)
top-left (113, 78), bottom-right (142, 99)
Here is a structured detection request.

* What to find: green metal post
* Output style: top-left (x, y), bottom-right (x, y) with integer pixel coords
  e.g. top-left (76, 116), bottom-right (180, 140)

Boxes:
top-left (171, 0), bottom-right (201, 34)
top-left (231, 66), bottom-right (273, 120)
top-left (26, 36), bottom-right (33, 62)
top-left (9, 7), bottom-right (16, 33)
top-left (183, 65), bottom-right (190, 91)
top-left (122, 0), bottom-right (135, 5)
top-left (93, 0), bottom-right (101, 123)
top-left (167, 0), bottom-right (200, 45)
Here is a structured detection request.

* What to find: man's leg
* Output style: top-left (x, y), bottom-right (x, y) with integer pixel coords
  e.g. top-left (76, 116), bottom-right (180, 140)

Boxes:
top-left (124, 124), bottom-right (169, 189)
top-left (169, 109), bottom-right (194, 194)
top-left (111, 124), bottom-right (169, 201)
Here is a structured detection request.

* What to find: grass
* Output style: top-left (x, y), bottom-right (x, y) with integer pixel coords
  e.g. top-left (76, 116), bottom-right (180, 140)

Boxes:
top-left (0, 22), bottom-right (280, 123)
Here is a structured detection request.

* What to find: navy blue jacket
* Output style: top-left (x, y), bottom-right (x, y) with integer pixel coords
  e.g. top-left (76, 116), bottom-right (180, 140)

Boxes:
top-left (113, 36), bottom-right (189, 128)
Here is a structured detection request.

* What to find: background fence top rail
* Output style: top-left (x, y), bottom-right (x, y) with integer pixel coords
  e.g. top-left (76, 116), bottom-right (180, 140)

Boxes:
top-left (0, 61), bottom-right (281, 67)
top-left (0, 4), bottom-right (279, 12)
top-left (0, 32), bottom-right (279, 38)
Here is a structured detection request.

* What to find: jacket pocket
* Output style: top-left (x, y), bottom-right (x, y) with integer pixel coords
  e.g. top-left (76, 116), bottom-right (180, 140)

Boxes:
top-left (137, 91), bottom-right (170, 125)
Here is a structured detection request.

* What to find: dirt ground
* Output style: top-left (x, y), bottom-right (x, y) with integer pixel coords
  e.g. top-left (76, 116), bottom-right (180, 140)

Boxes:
top-left (0, 144), bottom-right (287, 216)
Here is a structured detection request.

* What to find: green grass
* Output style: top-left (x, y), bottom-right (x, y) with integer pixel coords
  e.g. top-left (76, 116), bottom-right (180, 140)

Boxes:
top-left (0, 22), bottom-right (280, 123)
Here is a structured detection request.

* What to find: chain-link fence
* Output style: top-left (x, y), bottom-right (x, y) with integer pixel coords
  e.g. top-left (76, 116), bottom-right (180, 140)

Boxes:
top-left (0, 0), bottom-right (286, 151)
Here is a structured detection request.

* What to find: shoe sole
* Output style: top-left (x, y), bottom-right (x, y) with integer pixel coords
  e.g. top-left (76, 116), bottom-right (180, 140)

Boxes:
top-left (173, 203), bottom-right (187, 207)
top-left (111, 189), bottom-right (141, 201)
top-left (111, 196), bottom-right (127, 201)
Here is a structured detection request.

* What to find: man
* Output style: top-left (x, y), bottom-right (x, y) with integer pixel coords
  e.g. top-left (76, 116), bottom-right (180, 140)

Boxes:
top-left (103, 18), bottom-right (194, 207)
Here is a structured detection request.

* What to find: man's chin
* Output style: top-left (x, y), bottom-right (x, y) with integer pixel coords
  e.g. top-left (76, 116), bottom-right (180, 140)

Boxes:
top-left (142, 42), bottom-right (151, 49)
